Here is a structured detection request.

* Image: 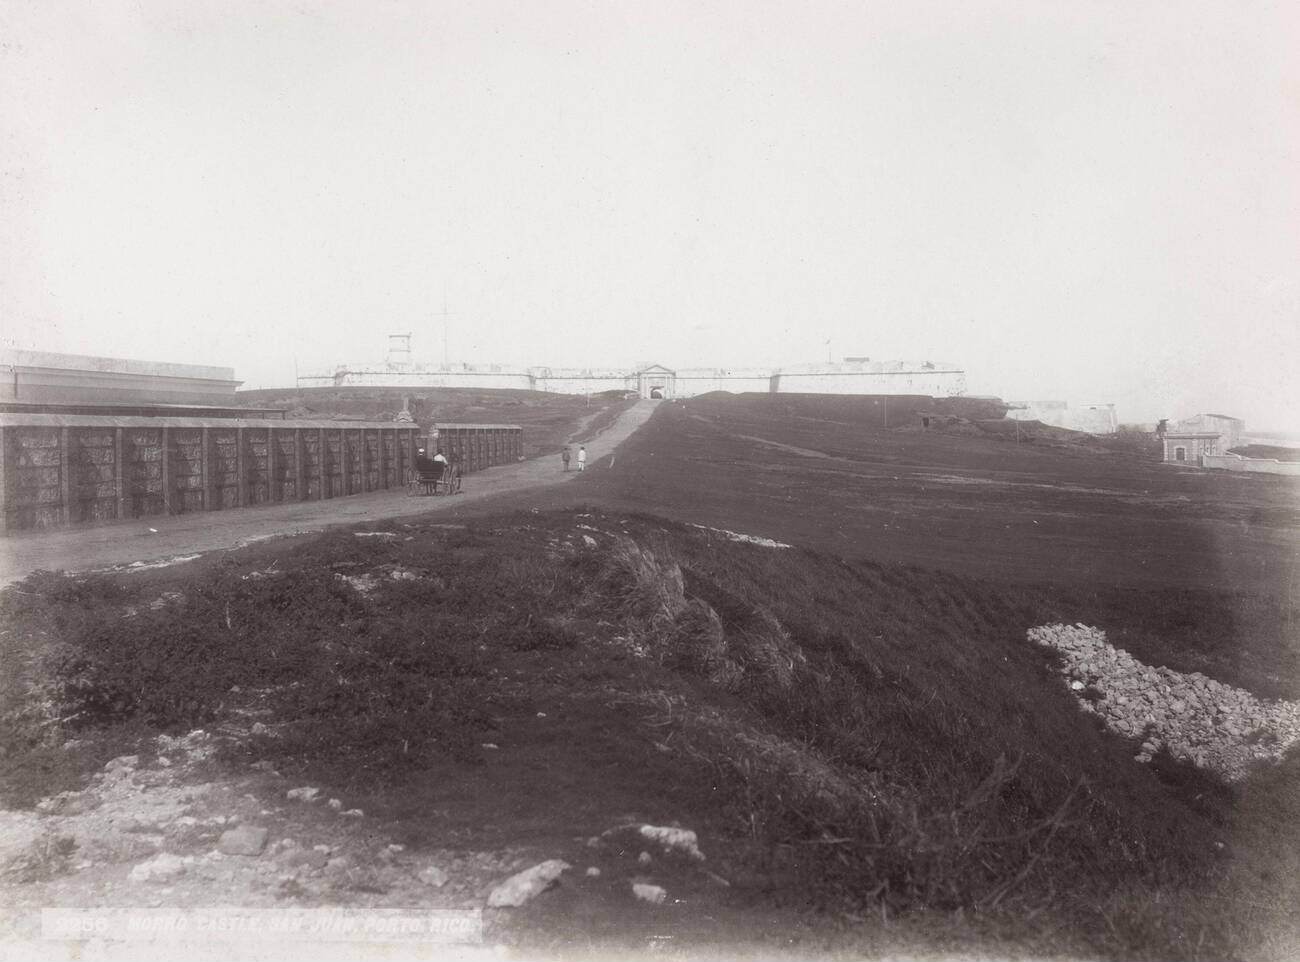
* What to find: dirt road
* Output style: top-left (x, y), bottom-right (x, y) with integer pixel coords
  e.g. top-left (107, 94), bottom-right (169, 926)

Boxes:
top-left (0, 400), bottom-right (660, 588)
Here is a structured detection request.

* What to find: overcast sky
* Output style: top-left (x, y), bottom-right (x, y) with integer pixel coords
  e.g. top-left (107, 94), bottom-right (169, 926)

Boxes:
top-left (2, 1), bottom-right (1296, 428)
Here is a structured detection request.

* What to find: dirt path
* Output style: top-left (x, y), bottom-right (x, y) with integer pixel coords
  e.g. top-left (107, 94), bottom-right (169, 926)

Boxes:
top-left (0, 400), bottom-right (660, 588)
top-left (563, 405), bottom-right (610, 444)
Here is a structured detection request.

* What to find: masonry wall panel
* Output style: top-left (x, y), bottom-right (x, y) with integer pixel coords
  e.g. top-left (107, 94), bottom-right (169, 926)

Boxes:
top-left (68, 428), bottom-right (118, 524)
top-left (171, 429), bottom-right (204, 513)
top-left (0, 416), bottom-right (419, 532)
top-left (124, 428), bottom-right (166, 518)
top-left (244, 429), bottom-right (270, 505)
top-left (274, 430), bottom-right (298, 501)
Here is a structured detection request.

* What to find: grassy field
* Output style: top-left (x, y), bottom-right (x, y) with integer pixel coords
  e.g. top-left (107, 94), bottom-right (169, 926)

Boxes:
top-left (234, 386), bottom-right (635, 458)
top-left (576, 393), bottom-right (1298, 593)
top-left (2, 392), bottom-right (1297, 959)
top-left (549, 394), bottom-right (1299, 695)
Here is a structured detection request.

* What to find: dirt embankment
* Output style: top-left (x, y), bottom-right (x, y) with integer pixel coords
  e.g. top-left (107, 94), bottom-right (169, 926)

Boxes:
top-left (4, 510), bottom-right (1298, 959)
top-left (3, 394), bottom-right (1297, 959)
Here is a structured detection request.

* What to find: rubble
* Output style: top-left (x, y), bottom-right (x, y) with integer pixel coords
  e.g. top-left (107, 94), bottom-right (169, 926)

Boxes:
top-left (689, 524), bottom-right (791, 549)
top-left (486, 860), bottom-right (570, 907)
top-left (129, 853), bottom-right (186, 884)
top-left (335, 572), bottom-right (379, 594)
top-left (36, 792), bottom-right (101, 817)
top-left (217, 826), bottom-right (268, 857)
top-left (597, 824), bottom-right (706, 862)
top-left (417, 865), bottom-right (449, 887)
top-left (637, 825), bottom-right (705, 861)
top-left (632, 882), bottom-right (667, 904)
top-left (1028, 624), bottom-right (1300, 780)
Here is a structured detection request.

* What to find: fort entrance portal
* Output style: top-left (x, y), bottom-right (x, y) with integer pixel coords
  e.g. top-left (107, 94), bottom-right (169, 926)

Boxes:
top-left (636, 364), bottom-right (675, 400)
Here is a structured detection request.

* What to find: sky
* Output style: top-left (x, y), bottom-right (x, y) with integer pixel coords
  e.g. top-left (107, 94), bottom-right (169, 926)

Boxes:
top-left (1, 0), bottom-right (1297, 429)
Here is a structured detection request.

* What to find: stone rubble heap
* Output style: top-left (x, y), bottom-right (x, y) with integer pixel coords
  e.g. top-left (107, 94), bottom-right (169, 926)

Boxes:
top-left (4, 729), bottom-right (721, 918)
top-left (1028, 623), bottom-right (1300, 781)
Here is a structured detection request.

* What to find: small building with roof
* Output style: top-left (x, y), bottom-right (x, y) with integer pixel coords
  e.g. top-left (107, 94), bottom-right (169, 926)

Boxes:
top-left (1161, 413), bottom-right (1245, 465)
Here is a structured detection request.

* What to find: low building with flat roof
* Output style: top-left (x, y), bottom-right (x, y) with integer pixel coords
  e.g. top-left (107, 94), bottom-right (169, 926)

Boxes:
top-left (1, 350), bottom-right (242, 407)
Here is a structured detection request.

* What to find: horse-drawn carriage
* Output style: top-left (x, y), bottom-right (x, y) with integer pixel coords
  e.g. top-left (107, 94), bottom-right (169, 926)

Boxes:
top-left (409, 459), bottom-right (462, 496)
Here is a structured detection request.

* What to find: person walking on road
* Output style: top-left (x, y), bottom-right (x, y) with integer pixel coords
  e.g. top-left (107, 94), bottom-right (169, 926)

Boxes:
top-left (562, 447), bottom-right (571, 472)
top-left (577, 445), bottom-right (587, 472)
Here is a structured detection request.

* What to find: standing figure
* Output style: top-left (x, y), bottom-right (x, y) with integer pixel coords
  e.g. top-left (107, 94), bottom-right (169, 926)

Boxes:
top-left (577, 445), bottom-right (587, 472)
top-left (561, 447), bottom-right (571, 472)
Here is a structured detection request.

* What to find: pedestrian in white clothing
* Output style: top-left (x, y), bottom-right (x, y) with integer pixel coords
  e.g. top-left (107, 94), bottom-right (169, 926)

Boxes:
top-left (577, 445), bottom-right (587, 471)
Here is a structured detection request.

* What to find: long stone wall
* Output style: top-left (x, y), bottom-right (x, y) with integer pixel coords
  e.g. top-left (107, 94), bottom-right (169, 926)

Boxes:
top-left (674, 373), bottom-right (775, 395)
top-left (423, 424), bottom-right (524, 473)
top-left (530, 374), bottom-right (636, 395)
top-left (0, 415), bottom-right (422, 532)
top-left (1201, 453), bottom-right (1300, 476)
top-left (300, 370), bottom-right (536, 392)
top-left (774, 369), bottom-right (966, 397)
top-left (1007, 401), bottom-right (1118, 435)
top-left (300, 362), bottom-right (967, 399)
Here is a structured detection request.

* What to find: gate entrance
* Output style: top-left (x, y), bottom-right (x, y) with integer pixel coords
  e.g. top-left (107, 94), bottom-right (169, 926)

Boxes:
top-left (636, 364), bottom-right (676, 400)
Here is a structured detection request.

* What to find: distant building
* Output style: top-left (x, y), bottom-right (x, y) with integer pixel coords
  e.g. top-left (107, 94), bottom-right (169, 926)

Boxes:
top-left (298, 336), bottom-right (968, 400)
top-left (1006, 401), bottom-right (1118, 434)
top-left (1, 349), bottom-right (242, 408)
top-left (1162, 413), bottom-right (1245, 465)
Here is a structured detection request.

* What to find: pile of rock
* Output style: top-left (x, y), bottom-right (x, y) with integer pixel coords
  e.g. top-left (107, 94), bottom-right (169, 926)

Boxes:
top-left (1028, 623), bottom-right (1300, 781)
top-left (481, 822), bottom-right (713, 911)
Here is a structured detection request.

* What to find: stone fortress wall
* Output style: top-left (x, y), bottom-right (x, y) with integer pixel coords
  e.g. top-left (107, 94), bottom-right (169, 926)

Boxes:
top-left (300, 336), bottom-right (968, 399)
top-left (311, 368), bottom-right (537, 392)
top-left (1006, 400), bottom-right (1119, 435)
top-left (773, 361), bottom-right (966, 398)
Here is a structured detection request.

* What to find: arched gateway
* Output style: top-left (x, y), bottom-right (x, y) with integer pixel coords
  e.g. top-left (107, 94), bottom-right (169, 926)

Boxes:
top-left (636, 364), bottom-right (675, 399)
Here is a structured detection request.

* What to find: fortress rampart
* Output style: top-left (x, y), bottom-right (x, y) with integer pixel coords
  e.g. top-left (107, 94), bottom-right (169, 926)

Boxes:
top-left (300, 339), bottom-right (967, 399)
top-left (1007, 401), bottom-right (1118, 435)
